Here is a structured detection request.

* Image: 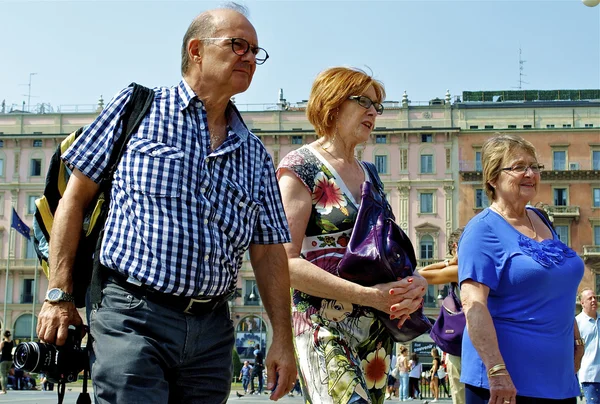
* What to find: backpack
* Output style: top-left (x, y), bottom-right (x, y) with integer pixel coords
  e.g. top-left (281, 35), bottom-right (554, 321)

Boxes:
top-left (33, 83), bottom-right (154, 308)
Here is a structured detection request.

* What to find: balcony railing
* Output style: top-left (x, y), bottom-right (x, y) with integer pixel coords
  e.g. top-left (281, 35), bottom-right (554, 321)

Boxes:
top-left (542, 205), bottom-right (580, 221)
top-left (417, 259), bottom-right (437, 268)
top-left (583, 245), bottom-right (600, 256)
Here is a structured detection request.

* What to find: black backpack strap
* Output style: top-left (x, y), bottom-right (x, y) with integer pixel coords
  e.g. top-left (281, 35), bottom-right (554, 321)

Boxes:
top-left (89, 83), bottom-right (154, 307)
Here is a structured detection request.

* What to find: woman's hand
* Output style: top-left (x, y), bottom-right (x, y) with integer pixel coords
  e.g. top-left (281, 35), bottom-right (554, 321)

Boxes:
top-left (489, 373), bottom-right (517, 404)
top-left (369, 275), bottom-right (427, 326)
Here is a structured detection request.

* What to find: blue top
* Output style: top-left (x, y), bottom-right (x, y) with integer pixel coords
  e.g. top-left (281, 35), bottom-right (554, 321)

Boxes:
top-left (576, 311), bottom-right (600, 383)
top-left (63, 79), bottom-right (290, 298)
top-left (458, 207), bottom-right (583, 399)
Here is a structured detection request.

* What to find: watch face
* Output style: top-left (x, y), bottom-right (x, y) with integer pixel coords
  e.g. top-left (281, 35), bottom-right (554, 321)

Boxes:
top-left (47, 289), bottom-right (63, 301)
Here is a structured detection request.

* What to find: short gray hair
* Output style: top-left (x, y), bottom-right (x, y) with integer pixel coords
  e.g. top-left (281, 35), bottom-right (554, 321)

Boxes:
top-left (180, 2), bottom-right (250, 75)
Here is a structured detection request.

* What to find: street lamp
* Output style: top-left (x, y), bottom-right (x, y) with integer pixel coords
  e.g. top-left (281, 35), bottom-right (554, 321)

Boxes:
top-left (249, 285), bottom-right (264, 352)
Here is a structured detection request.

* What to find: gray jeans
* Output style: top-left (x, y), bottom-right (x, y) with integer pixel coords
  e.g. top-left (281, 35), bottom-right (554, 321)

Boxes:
top-left (89, 279), bottom-right (234, 404)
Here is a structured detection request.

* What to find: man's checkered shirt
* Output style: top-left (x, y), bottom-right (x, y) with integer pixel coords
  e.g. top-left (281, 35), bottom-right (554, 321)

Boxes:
top-left (62, 80), bottom-right (291, 297)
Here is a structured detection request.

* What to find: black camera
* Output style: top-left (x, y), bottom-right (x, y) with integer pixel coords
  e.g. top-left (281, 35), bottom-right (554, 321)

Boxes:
top-left (14, 326), bottom-right (88, 383)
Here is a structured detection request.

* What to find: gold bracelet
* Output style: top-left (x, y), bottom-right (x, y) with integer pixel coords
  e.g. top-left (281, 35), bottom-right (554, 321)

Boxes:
top-left (487, 364), bottom-right (506, 377)
top-left (489, 372), bottom-right (509, 377)
top-left (575, 338), bottom-right (585, 346)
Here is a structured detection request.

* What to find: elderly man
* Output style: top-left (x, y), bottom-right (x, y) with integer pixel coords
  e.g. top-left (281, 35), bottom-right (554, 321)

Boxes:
top-left (36, 3), bottom-right (295, 403)
top-left (576, 289), bottom-right (600, 403)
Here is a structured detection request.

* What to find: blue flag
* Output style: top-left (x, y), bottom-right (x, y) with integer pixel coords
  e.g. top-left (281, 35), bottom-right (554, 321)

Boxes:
top-left (11, 207), bottom-right (31, 240)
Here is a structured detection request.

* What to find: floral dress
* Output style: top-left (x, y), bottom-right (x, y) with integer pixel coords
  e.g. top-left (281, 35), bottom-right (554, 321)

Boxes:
top-left (277, 145), bottom-right (393, 404)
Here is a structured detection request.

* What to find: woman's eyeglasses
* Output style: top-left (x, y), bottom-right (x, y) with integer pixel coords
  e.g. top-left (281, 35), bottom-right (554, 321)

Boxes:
top-left (501, 164), bottom-right (544, 174)
top-left (348, 95), bottom-right (384, 115)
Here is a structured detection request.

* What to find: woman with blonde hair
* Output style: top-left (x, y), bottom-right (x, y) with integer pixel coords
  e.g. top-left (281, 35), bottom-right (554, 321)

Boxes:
top-left (459, 133), bottom-right (583, 404)
top-left (430, 349), bottom-right (441, 402)
top-left (277, 67), bottom-right (427, 403)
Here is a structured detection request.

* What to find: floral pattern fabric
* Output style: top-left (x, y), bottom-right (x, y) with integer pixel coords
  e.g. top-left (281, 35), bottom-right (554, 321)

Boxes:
top-left (277, 145), bottom-right (393, 404)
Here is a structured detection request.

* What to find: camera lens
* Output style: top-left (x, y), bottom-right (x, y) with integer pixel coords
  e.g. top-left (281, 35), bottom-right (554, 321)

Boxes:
top-left (14, 342), bottom-right (55, 373)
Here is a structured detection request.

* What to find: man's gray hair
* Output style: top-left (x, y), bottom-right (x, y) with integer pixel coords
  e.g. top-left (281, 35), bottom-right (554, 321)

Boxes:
top-left (180, 2), bottom-right (249, 75)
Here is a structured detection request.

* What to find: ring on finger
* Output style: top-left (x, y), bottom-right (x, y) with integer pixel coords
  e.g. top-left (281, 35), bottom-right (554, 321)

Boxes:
top-left (504, 400), bottom-right (511, 403)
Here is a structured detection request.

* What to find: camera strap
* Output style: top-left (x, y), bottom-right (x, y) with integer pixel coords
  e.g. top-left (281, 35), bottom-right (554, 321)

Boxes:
top-left (57, 381), bottom-right (66, 404)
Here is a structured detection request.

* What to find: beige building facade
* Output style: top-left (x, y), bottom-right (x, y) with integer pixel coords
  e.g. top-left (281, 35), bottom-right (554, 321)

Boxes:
top-left (0, 89), bottom-right (598, 358)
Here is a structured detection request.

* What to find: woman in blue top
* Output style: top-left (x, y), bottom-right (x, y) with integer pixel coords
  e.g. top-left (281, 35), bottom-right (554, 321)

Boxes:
top-left (458, 133), bottom-right (584, 404)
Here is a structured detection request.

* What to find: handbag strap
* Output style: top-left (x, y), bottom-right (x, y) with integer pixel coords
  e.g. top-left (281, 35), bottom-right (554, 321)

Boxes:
top-left (361, 161), bottom-right (396, 220)
top-left (449, 282), bottom-right (462, 309)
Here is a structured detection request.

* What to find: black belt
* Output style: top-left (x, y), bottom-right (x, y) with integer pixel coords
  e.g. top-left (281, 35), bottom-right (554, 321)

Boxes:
top-left (107, 272), bottom-right (234, 316)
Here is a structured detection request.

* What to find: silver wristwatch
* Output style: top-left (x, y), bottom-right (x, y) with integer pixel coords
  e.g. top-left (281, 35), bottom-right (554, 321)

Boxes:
top-left (45, 288), bottom-right (75, 303)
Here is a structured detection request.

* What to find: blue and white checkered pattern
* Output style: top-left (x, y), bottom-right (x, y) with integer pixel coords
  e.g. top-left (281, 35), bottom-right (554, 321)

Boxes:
top-left (62, 80), bottom-right (291, 297)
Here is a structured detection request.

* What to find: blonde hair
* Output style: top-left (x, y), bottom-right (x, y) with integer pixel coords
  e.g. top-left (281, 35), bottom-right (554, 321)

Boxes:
top-left (306, 67), bottom-right (385, 138)
top-left (482, 133), bottom-right (538, 201)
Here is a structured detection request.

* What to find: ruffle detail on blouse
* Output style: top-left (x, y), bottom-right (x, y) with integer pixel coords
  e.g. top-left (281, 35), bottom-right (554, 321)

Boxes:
top-left (518, 236), bottom-right (577, 268)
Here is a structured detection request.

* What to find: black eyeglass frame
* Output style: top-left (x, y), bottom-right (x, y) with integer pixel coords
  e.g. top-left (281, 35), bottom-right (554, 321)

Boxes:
top-left (501, 163), bottom-right (544, 174)
top-left (348, 95), bottom-right (384, 115)
top-left (200, 37), bottom-right (269, 65)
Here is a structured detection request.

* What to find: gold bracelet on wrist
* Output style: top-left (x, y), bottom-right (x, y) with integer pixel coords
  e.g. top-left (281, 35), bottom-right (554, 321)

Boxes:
top-left (487, 364), bottom-right (506, 378)
top-left (489, 372), bottom-right (509, 377)
top-left (575, 338), bottom-right (585, 346)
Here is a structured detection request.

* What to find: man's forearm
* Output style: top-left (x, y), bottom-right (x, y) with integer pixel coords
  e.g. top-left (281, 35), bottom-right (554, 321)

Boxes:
top-left (48, 198), bottom-right (87, 291)
top-left (250, 244), bottom-right (293, 339)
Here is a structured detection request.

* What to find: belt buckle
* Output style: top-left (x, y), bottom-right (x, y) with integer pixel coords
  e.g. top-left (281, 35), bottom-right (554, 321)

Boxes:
top-left (184, 297), bottom-right (212, 314)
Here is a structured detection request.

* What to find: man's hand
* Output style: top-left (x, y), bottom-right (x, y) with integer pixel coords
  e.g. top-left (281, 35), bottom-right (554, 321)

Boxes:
top-left (265, 338), bottom-right (297, 401)
top-left (36, 301), bottom-right (83, 346)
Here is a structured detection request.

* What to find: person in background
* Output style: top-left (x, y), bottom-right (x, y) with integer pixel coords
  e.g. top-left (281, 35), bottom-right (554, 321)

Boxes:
top-left (430, 349), bottom-right (441, 402)
top-left (36, 3), bottom-right (296, 403)
top-left (438, 361), bottom-right (450, 398)
top-left (0, 330), bottom-right (13, 394)
top-left (419, 227), bottom-right (465, 404)
top-left (277, 66), bottom-right (427, 403)
top-left (253, 344), bottom-right (265, 395)
top-left (459, 133), bottom-right (583, 404)
top-left (408, 353), bottom-right (422, 400)
top-left (239, 361), bottom-right (253, 394)
top-left (386, 353), bottom-right (398, 400)
top-left (397, 345), bottom-right (410, 401)
top-left (576, 289), bottom-right (600, 403)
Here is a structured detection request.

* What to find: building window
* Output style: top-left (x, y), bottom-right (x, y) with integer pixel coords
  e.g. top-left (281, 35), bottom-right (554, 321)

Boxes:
top-left (375, 155), bottom-right (387, 174)
top-left (33, 139), bottom-right (43, 147)
top-left (445, 148), bottom-right (451, 170)
top-left (291, 135), bottom-right (303, 145)
top-left (593, 151), bottom-right (600, 170)
top-left (546, 124), bottom-right (555, 128)
top-left (484, 125), bottom-right (494, 129)
top-left (0, 140), bottom-right (3, 147)
top-left (28, 195), bottom-right (38, 214)
top-left (595, 225), bottom-right (600, 246)
top-left (563, 124), bottom-right (572, 128)
top-left (475, 189), bottom-right (490, 208)
top-left (420, 235), bottom-right (434, 260)
top-left (420, 154), bottom-right (433, 174)
top-left (553, 151), bottom-right (566, 170)
top-left (523, 125), bottom-right (532, 129)
top-left (14, 314), bottom-right (37, 340)
top-left (554, 188), bottom-right (567, 206)
top-left (26, 240), bottom-right (37, 258)
top-left (244, 279), bottom-right (259, 306)
top-left (399, 149), bottom-right (408, 171)
top-left (508, 125), bottom-right (517, 129)
top-left (21, 279), bottom-right (34, 303)
top-left (421, 134), bottom-right (432, 143)
top-left (555, 225), bottom-right (569, 246)
top-left (376, 134), bottom-right (387, 144)
top-left (475, 151), bottom-right (482, 171)
top-left (585, 124), bottom-right (594, 128)
top-left (30, 159), bottom-right (42, 176)
top-left (469, 125), bottom-right (478, 130)
top-left (0, 158), bottom-right (4, 176)
top-left (419, 192), bottom-right (434, 214)
top-left (593, 188), bottom-right (600, 208)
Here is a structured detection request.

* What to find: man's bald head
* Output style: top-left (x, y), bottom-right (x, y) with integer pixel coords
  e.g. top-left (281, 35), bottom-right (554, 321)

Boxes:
top-left (180, 3), bottom-right (250, 75)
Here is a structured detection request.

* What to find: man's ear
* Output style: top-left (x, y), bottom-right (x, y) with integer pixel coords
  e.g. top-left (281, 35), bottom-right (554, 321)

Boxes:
top-left (188, 38), bottom-right (203, 64)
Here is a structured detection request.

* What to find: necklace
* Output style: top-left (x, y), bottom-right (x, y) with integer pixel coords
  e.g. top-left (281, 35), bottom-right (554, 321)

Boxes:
top-left (491, 206), bottom-right (537, 239)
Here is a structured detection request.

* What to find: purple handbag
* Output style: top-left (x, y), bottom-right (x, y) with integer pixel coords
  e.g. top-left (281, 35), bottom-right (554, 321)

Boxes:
top-left (429, 283), bottom-right (465, 356)
top-left (336, 162), bottom-right (431, 343)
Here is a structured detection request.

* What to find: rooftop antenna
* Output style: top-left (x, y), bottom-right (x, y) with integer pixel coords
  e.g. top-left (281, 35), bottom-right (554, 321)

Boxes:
top-left (21, 73), bottom-right (38, 112)
top-left (517, 48), bottom-right (529, 90)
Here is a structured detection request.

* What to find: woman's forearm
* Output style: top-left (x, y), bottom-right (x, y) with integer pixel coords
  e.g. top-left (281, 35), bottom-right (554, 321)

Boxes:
top-left (464, 301), bottom-right (505, 369)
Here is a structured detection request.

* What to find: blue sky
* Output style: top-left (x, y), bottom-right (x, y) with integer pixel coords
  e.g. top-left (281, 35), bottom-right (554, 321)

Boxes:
top-left (1, 0), bottom-right (599, 112)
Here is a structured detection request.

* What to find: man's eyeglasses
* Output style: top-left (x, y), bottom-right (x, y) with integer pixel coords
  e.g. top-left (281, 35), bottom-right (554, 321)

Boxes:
top-left (200, 37), bottom-right (269, 65)
top-left (348, 96), bottom-right (384, 115)
top-left (501, 163), bottom-right (544, 174)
